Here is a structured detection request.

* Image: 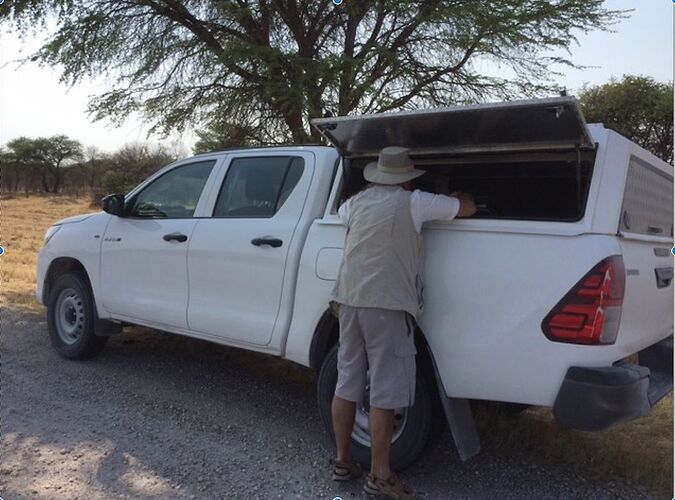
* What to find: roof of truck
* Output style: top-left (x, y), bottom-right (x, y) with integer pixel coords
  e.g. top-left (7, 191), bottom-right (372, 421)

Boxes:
top-left (193, 144), bottom-right (333, 157)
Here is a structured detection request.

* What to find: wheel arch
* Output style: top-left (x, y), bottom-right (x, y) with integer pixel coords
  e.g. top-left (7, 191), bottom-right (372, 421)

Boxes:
top-left (412, 325), bottom-right (444, 418)
top-left (44, 257), bottom-right (121, 336)
top-left (43, 257), bottom-right (93, 304)
top-left (309, 308), bottom-right (339, 371)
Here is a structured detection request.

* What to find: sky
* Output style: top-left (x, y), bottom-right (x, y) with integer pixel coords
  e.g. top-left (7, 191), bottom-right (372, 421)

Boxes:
top-left (0, 0), bottom-right (672, 155)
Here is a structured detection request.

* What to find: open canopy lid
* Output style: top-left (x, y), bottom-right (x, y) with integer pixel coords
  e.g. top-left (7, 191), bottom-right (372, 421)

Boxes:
top-left (311, 96), bottom-right (595, 158)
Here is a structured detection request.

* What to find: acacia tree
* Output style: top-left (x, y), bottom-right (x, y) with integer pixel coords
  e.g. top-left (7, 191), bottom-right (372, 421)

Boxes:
top-left (5, 135), bottom-right (83, 193)
top-left (579, 75), bottom-right (673, 163)
top-left (4, 1), bottom-right (623, 143)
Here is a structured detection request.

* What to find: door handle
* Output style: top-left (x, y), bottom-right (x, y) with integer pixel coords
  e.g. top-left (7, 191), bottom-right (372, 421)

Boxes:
top-left (251, 237), bottom-right (283, 248)
top-left (163, 232), bottom-right (188, 243)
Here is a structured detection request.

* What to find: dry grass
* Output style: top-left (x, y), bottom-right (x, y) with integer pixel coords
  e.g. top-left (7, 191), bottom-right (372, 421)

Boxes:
top-left (1, 195), bottom-right (93, 309)
top-left (475, 397), bottom-right (672, 497)
top-left (1, 196), bottom-right (672, 496)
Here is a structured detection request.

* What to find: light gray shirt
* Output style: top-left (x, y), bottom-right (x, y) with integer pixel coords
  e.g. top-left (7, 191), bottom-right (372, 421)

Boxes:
top-left (332, 185), bottom-right (460, 318)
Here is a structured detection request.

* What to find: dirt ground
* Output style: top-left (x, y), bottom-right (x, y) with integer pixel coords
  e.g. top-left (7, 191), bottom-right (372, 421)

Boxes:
top-left (0, 306), bottom-right (665, 499)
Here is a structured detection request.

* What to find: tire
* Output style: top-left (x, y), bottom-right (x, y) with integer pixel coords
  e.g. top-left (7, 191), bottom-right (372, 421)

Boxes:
top-left (47, 272), bottom-right (108, 360)
top-left (317, 344), bottom-right (435, 470)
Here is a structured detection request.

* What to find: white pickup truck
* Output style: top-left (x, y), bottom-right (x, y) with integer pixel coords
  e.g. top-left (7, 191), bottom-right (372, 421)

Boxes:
top-left (37, 97), bottom-right (673, 468)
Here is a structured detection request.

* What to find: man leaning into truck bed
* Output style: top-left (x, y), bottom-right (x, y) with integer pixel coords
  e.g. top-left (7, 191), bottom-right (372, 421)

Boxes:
top-left (329, 146), bottom-right (477, 499)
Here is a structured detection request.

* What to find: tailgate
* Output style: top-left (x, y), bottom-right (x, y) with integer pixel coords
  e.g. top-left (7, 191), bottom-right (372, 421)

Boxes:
top-left (617, 156), bottom-right (674, 353)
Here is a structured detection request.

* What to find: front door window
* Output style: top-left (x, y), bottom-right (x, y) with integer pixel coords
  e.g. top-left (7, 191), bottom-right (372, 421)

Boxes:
top-left (129, 160), bottom-right (215, 218)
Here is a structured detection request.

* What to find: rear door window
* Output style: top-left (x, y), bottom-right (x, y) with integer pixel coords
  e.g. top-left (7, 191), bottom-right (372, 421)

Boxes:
top-left (213, 157), bottom-right (304, 218)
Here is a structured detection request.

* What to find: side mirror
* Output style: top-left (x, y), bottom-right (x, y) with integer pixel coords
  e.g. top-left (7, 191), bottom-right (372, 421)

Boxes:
top-left (102, 194), bottom-right (126, 216)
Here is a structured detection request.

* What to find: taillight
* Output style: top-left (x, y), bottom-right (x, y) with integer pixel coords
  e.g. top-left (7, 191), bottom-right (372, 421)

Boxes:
top-left (542, 256), bottom-right (626, 345)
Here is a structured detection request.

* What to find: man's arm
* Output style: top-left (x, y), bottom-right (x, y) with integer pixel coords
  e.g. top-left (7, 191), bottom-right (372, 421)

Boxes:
top-left (410, 190), bottom-right (477, 232)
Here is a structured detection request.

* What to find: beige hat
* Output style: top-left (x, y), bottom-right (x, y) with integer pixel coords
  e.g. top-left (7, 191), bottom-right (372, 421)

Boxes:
top-left (363, 146), bottom-right (426, 185)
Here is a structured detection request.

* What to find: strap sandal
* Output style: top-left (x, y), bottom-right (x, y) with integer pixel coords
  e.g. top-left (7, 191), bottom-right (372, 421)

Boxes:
top-left (364, 472), bottom-right (416, 499)
top-left (330, 457), bottom-right (363, 482)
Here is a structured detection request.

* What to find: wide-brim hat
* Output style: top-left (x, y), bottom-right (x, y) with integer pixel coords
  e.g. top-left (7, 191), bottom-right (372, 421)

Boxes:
top-left (363, 146), bottom-right (426, 185)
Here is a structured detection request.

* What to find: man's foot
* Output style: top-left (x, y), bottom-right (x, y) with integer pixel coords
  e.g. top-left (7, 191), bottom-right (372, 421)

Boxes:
top-left (364, 472), bottom-right (416, 499)
top-left (330, 457), bottom-right (363, 482)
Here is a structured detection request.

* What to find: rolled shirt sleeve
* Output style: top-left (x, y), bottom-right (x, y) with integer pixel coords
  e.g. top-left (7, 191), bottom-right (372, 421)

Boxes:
top-left (410, 190), bottom-right (460, 233)
top-left (337, 198), bottom-right (351, 225)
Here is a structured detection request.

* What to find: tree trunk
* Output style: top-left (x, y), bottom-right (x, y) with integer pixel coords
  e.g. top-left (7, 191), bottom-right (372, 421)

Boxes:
top-left (53, 168), bottom-right (62, 193)
top-left (41, 169), bottom-right (51, 193)
top-left (284, 108), bottom-right (311, 143)
top-left (90, 164), bottom-right (97, 190)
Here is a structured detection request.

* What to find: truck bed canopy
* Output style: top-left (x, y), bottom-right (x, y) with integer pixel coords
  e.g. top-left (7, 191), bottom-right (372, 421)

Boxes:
top-left (311, 97), bottom-right (595, 158)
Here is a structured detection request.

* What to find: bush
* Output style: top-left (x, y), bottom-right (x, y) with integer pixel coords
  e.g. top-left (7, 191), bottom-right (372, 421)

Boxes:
top-left (97, 144), bottom-right (176, 200)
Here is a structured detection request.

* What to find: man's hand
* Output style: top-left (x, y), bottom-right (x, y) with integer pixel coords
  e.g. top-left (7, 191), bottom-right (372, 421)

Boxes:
top-left (451, 191), bottom-right (477, 217)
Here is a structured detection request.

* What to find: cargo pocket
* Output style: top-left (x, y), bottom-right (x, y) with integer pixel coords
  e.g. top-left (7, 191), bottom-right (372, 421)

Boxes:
top-left (393, 314), bottom-right (417, 407)
top-left (393, 313), bottom-right (417, 357)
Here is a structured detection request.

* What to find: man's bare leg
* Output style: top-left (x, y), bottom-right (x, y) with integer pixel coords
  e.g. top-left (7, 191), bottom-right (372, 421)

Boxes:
top-left (332, 395), bottom-right (356, 462)
top-left (369, 406), bottom-right (394, 480)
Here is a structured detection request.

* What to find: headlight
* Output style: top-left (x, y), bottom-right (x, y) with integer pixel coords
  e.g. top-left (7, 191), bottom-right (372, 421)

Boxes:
top-left (44, 225), bottom-right (61, 245)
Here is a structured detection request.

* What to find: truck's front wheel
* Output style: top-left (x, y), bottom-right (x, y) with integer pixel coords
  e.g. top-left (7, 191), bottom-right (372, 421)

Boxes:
top-left (47, 272), bottom-right (108, 360)
top-left (317, 344), bottom-right (434, 470)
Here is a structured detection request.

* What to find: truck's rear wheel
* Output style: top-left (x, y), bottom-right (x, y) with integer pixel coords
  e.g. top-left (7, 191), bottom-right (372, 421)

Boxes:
top-left (47, 272), bottom-right (108, 359)
top-left (317, 344), bottom-right (434, 470)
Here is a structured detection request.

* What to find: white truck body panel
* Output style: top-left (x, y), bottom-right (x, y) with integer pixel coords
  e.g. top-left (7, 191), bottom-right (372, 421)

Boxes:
top-left (101, 216), bottom-right (200, 329)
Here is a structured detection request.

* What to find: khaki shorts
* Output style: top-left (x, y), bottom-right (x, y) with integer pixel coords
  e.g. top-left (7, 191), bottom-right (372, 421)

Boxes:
top-left (335, 305), bottom-right (417, 409)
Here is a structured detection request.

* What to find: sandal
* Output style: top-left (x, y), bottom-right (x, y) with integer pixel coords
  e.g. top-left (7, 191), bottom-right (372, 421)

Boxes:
top-left (330, 457), bottom-right (363, 482)
top-left (364, 472), bottom-right (416, 499)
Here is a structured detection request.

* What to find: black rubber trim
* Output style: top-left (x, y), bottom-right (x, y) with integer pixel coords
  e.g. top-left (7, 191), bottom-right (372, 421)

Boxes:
top-left (553, 336), bottom-right (673, 431)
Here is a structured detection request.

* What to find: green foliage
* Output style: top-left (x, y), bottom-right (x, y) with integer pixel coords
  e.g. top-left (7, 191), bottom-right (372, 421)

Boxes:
top-left (3, 1), bottom-right (624, 144)
top-left (99, 144), bottom-right (176, 196)
top-left (579, 75), bottom-right (673, 163)
top-left (193, 121), bottom-right (266, 154)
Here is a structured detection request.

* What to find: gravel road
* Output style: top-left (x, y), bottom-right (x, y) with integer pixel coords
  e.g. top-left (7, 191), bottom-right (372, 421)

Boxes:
top-left (0, 307), bottom-right (657, 499)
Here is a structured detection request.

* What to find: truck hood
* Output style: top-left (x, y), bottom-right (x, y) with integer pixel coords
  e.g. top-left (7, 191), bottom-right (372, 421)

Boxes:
top-left (55, 212), bottom-right (100, 225)
top-left (311, 96), bottom-right (595, 158)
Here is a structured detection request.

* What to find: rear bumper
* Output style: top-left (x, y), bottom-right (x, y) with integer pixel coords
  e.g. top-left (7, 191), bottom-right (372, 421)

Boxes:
top-left (553, 336), bottom-right (673, 431)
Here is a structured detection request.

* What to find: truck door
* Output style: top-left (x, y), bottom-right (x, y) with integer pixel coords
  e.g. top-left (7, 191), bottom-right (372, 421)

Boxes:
top-left (100, 160), bottom-right (217, 329)
top-left (187, 152), bottom-right (314, 346)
